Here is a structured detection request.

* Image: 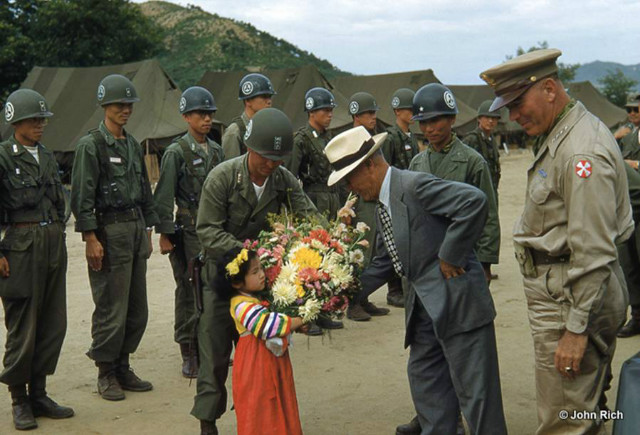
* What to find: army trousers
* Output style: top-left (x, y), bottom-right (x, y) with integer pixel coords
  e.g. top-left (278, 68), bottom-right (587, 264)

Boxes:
top-left (87, 219), bottom-right (150, 362)
top-left (304, 185), bottom-right (340, 221)
top-left (617, 222), bottom-right (640, 307)
top-left (522, 261), bottom-right (627, 435)
top-left (191, 260), bottom-right (235, 422)
top-left (168, 225), bottom-right (199, 344)
top-left (0, 222), bottom-right (67, 386)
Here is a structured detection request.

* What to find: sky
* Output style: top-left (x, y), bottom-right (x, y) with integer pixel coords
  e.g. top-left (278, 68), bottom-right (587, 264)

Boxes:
top-left (136, 0), bottom-right (640, 84)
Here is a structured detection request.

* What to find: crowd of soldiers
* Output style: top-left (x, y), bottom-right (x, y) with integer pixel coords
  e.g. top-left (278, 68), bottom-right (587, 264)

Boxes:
top-left (0, 46), bottom-right (638, 435)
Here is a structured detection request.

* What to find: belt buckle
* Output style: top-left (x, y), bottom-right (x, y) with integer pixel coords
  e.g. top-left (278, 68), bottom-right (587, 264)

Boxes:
top-left (39, 220), bottom-right (51, 227)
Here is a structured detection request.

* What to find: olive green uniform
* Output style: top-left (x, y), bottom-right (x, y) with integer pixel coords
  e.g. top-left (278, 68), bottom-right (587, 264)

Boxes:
top-left (409, 135), bottom-right (500, 265)
top-left (381, 123), bottom-right (418, 170)
top-left (221, 112), bottom-right (249, 161)
top-left (463, 127), bottom-right (501, 193)
top-left (154, 133), bottom-right (223, 345)
top-left (620, 127), bottom-right (640, 160)
top-left (286, 124), bottom-right (340, 218)
top-left (70, 121), bottom-right (158, 363)
top-left (618, 163), bottom-right (640, 308)
top-left (0, 135), bottom-right (67, 387)
top-left (191, 155), bottom-right (320, 421)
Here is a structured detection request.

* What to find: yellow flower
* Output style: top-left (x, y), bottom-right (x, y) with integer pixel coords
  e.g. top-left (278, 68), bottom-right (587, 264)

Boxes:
top-left (226, 262), bottom-right (239, 276)
top-left (226, 248), bottom-right (249, 277)
top-left (291, 247), bottom-right (322, 270)
top-left (296, 283), bottom-right (305, 298)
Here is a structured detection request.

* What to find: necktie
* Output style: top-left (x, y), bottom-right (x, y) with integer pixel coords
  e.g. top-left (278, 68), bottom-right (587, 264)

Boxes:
top-left (376, 202), bottom-right (404, 277)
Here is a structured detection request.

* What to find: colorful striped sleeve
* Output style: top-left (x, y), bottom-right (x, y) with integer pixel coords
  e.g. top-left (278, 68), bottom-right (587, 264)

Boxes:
top-left (233, 301), bottom-right (292, 340)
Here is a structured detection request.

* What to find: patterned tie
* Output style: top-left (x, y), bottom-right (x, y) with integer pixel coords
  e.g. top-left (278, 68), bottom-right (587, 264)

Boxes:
top-left (376, 202), bottom-right (404, 277)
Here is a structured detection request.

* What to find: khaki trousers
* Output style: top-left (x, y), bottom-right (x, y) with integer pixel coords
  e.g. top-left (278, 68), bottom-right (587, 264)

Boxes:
top-left (523, 262), bottom-right (626, 435)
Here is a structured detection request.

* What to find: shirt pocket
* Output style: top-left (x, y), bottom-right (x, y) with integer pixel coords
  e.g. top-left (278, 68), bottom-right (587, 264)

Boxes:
top-left (3, 173), bottom-right (40, 208)
top-left (523, 177), bottom-right (551, 235)
top-left (0, 228), bottom-right (35, 298)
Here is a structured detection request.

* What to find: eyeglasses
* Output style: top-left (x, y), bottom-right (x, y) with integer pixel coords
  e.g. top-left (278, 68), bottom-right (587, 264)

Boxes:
top-left (627, 107), bottom-right (639, 114)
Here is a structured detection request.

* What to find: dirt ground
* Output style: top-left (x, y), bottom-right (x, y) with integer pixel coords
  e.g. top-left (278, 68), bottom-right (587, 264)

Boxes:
top-left (1, 149), bottom-right (638, 434)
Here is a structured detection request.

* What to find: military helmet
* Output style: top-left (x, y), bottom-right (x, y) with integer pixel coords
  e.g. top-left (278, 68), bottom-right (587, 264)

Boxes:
top-left (477, 100), bottom-right (501, 118)
top-left (4, 89), bottom-right (53, 124)
top-left (179, 86), bottom-right (217, 114)
top-left (348, 92), bottom-right (379, 116)
top-left (97, 74), bottom-right (140, 106)
top-left (244, 108), bottom-right (293, 160)
top-left (304, 87), bottom-right (337, 112)
top-left (391, 88), bottom-right (415, 110)
top-left (412, 83), bottom-right (458, 121)
top-left (238, 73), bottom-right (276, 100)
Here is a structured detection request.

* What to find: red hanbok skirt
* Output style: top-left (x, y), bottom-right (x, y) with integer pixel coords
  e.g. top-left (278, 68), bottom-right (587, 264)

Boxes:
top-left (232, 334), bottom-right (303, 435)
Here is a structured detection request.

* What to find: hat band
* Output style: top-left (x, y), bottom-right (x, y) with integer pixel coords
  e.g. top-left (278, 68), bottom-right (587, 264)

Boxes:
top-left (331, 138), bottom-right (376, 171)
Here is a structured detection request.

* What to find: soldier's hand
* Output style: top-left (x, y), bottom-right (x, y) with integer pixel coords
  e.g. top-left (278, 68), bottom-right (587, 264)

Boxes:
top-left (0, 257), bottom-right (10, 278)
top-left (440, 259), bottom-right (465, 279)
top-left (147, 229), bottom-right (153, 258)
top-left (84, 234), bottom-right (104, 271)
top-left (482, 263), bottom-right (492, 284)
top-left (554, 330), bottom-right (588, 380)
top-left (159, 233), bottom-right (174, 255)
top-left (624, 159), bottom-right (640, 170)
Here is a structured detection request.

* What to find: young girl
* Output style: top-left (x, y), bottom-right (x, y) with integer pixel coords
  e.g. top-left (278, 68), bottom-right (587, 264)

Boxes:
top-left (217, 247), bottom-right (307, 435)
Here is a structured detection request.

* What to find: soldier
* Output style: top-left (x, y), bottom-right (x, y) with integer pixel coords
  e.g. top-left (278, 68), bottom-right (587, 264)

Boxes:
top-left (221, 73), bottom-right (276, 160)
top-left (482, 48), bottom-right (632, 434)
top-left (381, 88), bottom-right (419, 308)
top-left (345, 92), bottom-right (391, 321)
top-left (382, 88), bottom-right (419, 170)
top-left (153, 86), bottom-right (224, 376)
top-left (409, 84), bottom-right (500, 284)
top-left (285, 87), bottom-right (343, 335)
top-left (71, 74), bottom-right (159, 401)
top-left (192, 108), bottom-right (322, 435)
top-left (613, 93), bottom-right (639, 141)
top-left (463, 100), bottom-right (502, 195)
top-left (0, 89), bottom-right (74, 430)
top-left (619, 94), bottom-right (640, 164)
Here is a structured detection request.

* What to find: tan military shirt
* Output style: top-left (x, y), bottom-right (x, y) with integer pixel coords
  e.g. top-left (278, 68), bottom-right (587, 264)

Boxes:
top-left (513, 102), bottom-right (633, 334)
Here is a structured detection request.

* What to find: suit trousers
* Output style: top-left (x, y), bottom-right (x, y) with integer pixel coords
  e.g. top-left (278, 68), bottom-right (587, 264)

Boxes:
top-left (407, 297), bottom-right (507, 435)
top-left (523, 262), bottom-right (626, 435)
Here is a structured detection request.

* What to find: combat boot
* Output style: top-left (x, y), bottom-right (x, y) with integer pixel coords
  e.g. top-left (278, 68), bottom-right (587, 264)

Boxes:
top-left (29, 376), bottom-right (74, 419)
top-left (116, 354), bottom-right (153, 392)
top-left (180, 343), bottom-right (198, 379)
top-left (97, 362), bottom-right (125, 401)
top-left (362, 300), bottom-right (390, 316)
top-left (9, 384), bottom-right (37, 431)
top-left (347, 303), bottom-right (371, 321)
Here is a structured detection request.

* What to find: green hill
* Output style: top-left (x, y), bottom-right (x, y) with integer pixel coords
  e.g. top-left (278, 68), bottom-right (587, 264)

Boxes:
top-left (575, 61), bottom-right (640, 92)
top-left (139, 1), bottom-right (347, 88)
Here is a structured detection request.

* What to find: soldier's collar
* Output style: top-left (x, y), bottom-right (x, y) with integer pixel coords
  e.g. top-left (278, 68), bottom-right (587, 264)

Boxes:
top-left (428, 133), bottom-right (456, 154)
top-left (99, 121), bottom-right (129, 146)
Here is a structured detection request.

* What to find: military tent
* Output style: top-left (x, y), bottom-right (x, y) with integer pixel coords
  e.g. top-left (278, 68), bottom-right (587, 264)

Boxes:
top-left (198, 64), bottom-right (352, 130)
top-left (1, 59), bottom-right (198, 182)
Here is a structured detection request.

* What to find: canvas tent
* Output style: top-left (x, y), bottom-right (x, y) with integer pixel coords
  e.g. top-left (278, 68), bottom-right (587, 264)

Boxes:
top-left (1, 59), bottom-right (196, 181)
top-left (198, 64), bottom-right (353, 130)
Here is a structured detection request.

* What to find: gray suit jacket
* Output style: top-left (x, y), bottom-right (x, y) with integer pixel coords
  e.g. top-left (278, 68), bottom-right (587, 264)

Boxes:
top-left (361, 168), bottom-right (497, 347)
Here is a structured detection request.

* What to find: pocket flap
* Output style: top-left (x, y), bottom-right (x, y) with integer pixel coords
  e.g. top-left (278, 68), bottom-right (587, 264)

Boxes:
top-left (0, 230), bottom-right (34, 252)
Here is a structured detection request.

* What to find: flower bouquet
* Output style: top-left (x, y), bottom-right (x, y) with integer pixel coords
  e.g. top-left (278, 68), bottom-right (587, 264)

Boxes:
top-left (244, 193), bottom-right (370, 324)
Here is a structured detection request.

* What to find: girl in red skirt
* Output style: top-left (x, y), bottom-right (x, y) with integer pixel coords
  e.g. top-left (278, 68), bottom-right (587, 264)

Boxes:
top-left (217, 247), bottom-right (307, 435)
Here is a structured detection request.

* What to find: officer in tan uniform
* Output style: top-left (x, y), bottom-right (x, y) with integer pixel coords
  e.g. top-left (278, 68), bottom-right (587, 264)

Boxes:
top-left (482, 49), bottom-right (633, 435)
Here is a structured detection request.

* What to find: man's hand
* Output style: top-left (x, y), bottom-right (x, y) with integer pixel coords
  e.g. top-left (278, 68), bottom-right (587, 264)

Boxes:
top-left (624, 159), bottom-right (639, 170)
top-left (554, 330), bottom-right (588, 379)
top-left (147, 229), bottom-right (153, 258)
top-left (84, 232), bottom-right (104, 271)
top-left (0, 257), bottom-right (10, 278)
top-left (440, 260), bottom-right (465, 279)
top-left (482, 263), bottom-right (492, 284)
top-left (159, 233), bottom-right (174, 255)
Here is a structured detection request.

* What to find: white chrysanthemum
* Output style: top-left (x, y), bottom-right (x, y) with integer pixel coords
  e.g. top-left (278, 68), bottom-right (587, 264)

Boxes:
top-left (355, 222), bottom-right (370, 234)
top-left (331, 264), bottom-right (353, 287)
top-left (298, 297), bottom-right (321, 323)
top-left (332, 223), bottom-right (347, 238)
top-left (271, 279), bottom-right (298, 306)
top-left (310, 239), bottom-right (328, 252)
top-left (278, 261), bottom-right (298, 284)
top-left (322, 251), bottom-right (343, 269)
top-left (349, 249), bottom-right (365, 265)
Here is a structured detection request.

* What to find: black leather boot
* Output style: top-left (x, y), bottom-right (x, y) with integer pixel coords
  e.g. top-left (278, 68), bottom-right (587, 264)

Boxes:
top-left (97, 361), bottom-right (125, 401)
top-left (29, 376), bottom-right (74, 419)
top-left (116, 354), bottom-right (153, 392)
top-left (10, 384), bottom-right (37, 430)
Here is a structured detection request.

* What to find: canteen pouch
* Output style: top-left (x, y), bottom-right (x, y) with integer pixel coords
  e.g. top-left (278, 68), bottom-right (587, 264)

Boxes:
top-left (514, 242), bottom-right (536, 278)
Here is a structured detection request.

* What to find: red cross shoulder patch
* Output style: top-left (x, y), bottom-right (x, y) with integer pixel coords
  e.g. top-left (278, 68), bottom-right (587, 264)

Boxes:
top-left (575, 160), bottom-right (592, 178)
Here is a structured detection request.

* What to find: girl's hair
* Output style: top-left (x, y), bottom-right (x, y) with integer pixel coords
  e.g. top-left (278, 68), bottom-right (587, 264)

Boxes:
top-left (215, 247), bottom-right (259, 299)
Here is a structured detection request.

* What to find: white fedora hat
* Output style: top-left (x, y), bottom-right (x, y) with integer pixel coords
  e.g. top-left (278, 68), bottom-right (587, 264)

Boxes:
top-left (325, 126), bottom-right (388, 186)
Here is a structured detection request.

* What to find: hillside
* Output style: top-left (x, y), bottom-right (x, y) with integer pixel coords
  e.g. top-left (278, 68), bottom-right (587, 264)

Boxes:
top-left (139, 1), bottom-right (346, 88)
top-left (576, 61), bottom-right (640, 92)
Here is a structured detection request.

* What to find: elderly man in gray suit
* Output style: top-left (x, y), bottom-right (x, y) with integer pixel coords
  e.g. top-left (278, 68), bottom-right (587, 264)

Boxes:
top-left (325, 126), bottom-right (507, 435)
